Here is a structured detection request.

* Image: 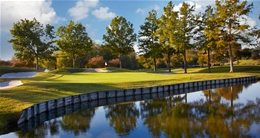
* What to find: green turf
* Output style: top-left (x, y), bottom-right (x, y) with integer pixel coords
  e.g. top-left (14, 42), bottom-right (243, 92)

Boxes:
top-left (236, 59), bottom-right (260, 65)
top-left (0, 66), bottom-right (259, 133)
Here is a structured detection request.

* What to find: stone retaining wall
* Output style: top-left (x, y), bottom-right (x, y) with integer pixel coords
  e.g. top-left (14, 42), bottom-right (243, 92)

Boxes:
top-left (17, 76), bottom-right (259, 129)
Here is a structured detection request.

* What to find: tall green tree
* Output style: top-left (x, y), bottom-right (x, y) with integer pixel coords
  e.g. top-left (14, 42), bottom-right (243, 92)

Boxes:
top-left (157, 2), bottom-right (198, 73)
top-left (56, 20), bottom-right (93, 68)
top-left (215, 0), bottom-right (253, 72)
top-left (156, 1), bottom-right (178, 72)
top-left (196, 6), bottom-right (219, 73)
top-left (8, 18), bottom-right (56, 70)
top-left (176, 2), bottom-right (199, 73)
top-left (138, 10), bottom-right (162, 71)
top-left (103, 16), bottom-right (137, 68)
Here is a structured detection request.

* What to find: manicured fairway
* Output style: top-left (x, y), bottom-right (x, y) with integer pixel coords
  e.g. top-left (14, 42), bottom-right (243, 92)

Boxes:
top-left (0, 66), bottom-right (259, 133)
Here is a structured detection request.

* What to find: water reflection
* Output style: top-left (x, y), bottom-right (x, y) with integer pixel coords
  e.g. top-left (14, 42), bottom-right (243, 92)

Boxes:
top-left (60, 109), bottom-right (96, 136)
top-left (3, 82), bottom-right (260, 138)
top-left (105, 103), bottom-right (139, 136)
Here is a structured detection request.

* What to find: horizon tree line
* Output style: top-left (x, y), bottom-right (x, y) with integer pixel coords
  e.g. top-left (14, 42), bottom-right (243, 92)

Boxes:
top-left (7, 0), bottom-right (260, 73)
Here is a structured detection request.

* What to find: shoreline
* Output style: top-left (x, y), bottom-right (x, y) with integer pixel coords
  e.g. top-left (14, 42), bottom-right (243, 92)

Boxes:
top-left (17, 76), bottom-right (258, 130)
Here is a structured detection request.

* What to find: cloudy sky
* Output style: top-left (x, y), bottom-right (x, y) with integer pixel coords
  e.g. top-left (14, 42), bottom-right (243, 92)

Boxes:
top-left (1, 0), bottom-right (259, 60)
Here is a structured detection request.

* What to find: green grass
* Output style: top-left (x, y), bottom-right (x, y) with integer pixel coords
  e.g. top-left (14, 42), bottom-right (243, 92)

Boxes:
top-left (0, 65), bottom-right (260, 134)
top-left (236, 59), bottom-right (260, 65)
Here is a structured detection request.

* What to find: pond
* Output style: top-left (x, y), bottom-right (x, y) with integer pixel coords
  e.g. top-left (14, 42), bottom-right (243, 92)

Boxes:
top-left (1, 82), bottom-right (260, 138)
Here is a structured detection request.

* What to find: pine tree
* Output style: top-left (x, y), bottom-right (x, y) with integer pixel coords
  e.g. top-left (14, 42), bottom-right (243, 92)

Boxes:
top-left (138, 10), bottom-right (162, 71)
top-left (215, 0), bottom-right (253, 72)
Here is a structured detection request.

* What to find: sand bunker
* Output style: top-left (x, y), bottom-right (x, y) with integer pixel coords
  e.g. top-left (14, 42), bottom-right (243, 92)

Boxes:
top-left (84, 69), bottom-right (112, 72)
top-left (0, 72), bottom-right (38, 89)
top-left (0, 80), bottom-right (23, 89)
top-left (0, 72), bottom-right (38, 78)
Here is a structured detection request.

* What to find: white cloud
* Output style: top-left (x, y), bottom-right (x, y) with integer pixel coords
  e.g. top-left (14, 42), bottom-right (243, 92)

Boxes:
top-left (189, 0), bottom-right (215, 6)
top-left (133, 43), bottom-right (139, 53)
top-left (136, 4), bottom-right (160, 15)
top-left (85, 24), bottom-right (91, 30)
top-left (152, 4), bottom-right (160, 11)
top-left (92, 7), bottom-right (116, 20)
top-left (174, 1), bottom-right (203, 14)
top-left (0, 0), bottom-right (65, 32)
top-left (94, 39), bottom-right (102, 44)
top-left (136, 8), bottom-right (145, 14)
top-left (239, 15), bottom-right (256, 28)
top-left (68, 0), bottom-right (98, 21)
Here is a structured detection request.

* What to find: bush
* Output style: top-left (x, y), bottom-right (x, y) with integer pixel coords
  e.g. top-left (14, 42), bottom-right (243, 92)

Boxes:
top-left (0, 60), bottom-right (10, 66)
top-left (10, 57), bottom-right (34, 68)
top-left (108, 59), bottom-right (120, 67)
top-left (87, 56), bottom-right (105, 68)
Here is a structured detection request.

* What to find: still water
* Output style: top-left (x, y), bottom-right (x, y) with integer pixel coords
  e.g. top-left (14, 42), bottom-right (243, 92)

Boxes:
top-left (2, 82), bottom-right (260, 138)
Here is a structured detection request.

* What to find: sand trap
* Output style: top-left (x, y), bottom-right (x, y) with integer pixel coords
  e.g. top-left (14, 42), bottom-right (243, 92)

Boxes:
top-left (84, 69), bottom-right (112, 72)
top-left (0, 72), bottom-right (38, 78)
top-left (0, 80), bottom-right (23, 89)
top-left (0, 72), bottom-right (38, 89)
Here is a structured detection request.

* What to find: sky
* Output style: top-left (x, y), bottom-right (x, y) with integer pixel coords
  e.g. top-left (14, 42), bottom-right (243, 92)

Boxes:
top-left (0, 0), bottom-right (259, 60)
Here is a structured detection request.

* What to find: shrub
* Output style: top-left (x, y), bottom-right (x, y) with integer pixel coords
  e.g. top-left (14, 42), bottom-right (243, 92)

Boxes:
top-left (0, 60), bottom-right (10, 66)
top-left (10, 57), bottom-right (34, 68)
top-left (87, 56), bottom-right (105, 68)
top-left (108, 59), bottom-right (120, 67)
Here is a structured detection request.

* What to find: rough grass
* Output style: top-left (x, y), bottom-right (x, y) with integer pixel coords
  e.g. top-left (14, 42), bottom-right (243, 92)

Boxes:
top-left (0, 65), bottom-right (260, 134)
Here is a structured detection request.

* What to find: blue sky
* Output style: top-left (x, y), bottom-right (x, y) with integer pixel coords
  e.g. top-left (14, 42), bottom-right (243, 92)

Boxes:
top-left (1, 0), bottom-right (259, 60)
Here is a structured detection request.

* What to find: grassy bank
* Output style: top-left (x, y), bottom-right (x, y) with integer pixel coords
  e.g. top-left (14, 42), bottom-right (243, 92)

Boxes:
top-left (0, 65), bottom-right (260, 134)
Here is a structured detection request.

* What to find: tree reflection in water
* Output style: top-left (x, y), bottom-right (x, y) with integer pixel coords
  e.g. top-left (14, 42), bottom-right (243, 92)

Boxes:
top-left (104, 103), bottom-right (140, 136)
top-left (140, 85), bottom-right (260, 137)
top-left (15, 123), bottom-right (49, 138)
top-left (14, 84), bottom-right (260, 138)
top-left (60, 108), bottom-right (96, 136)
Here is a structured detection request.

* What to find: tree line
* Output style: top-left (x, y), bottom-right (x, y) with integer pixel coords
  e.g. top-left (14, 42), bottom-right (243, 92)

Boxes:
top-left (7, 0), bottom-right (260, 73)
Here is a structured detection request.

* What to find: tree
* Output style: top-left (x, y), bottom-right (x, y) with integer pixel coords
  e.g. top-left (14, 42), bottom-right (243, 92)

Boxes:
top-left (157, 2), bottom-right (199, 73)
top-left (138, 9), bottom-right (162, 71)
top-left (156, 1), bottom-right (178, 72)
top-left (56, 20), bottom-right (93, 68)
top-left (176, 2), bottom-right (199, 73)
top-left (121, 52), bottom-right (139, 70)
top-left (103, 16), bottom-right (137, 68)
top-left (8, 18), bottom-right (56, 70)
top-left (196, 6), bottom-right (219, 73)
top-left (215, 0), bottom-right (253, 72)
top-left (240, 48), bottom-right (252, 59)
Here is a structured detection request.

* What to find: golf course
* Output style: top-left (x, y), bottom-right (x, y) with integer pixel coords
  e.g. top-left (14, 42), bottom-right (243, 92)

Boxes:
top-left (0, 65), bottom-right (260, 134)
